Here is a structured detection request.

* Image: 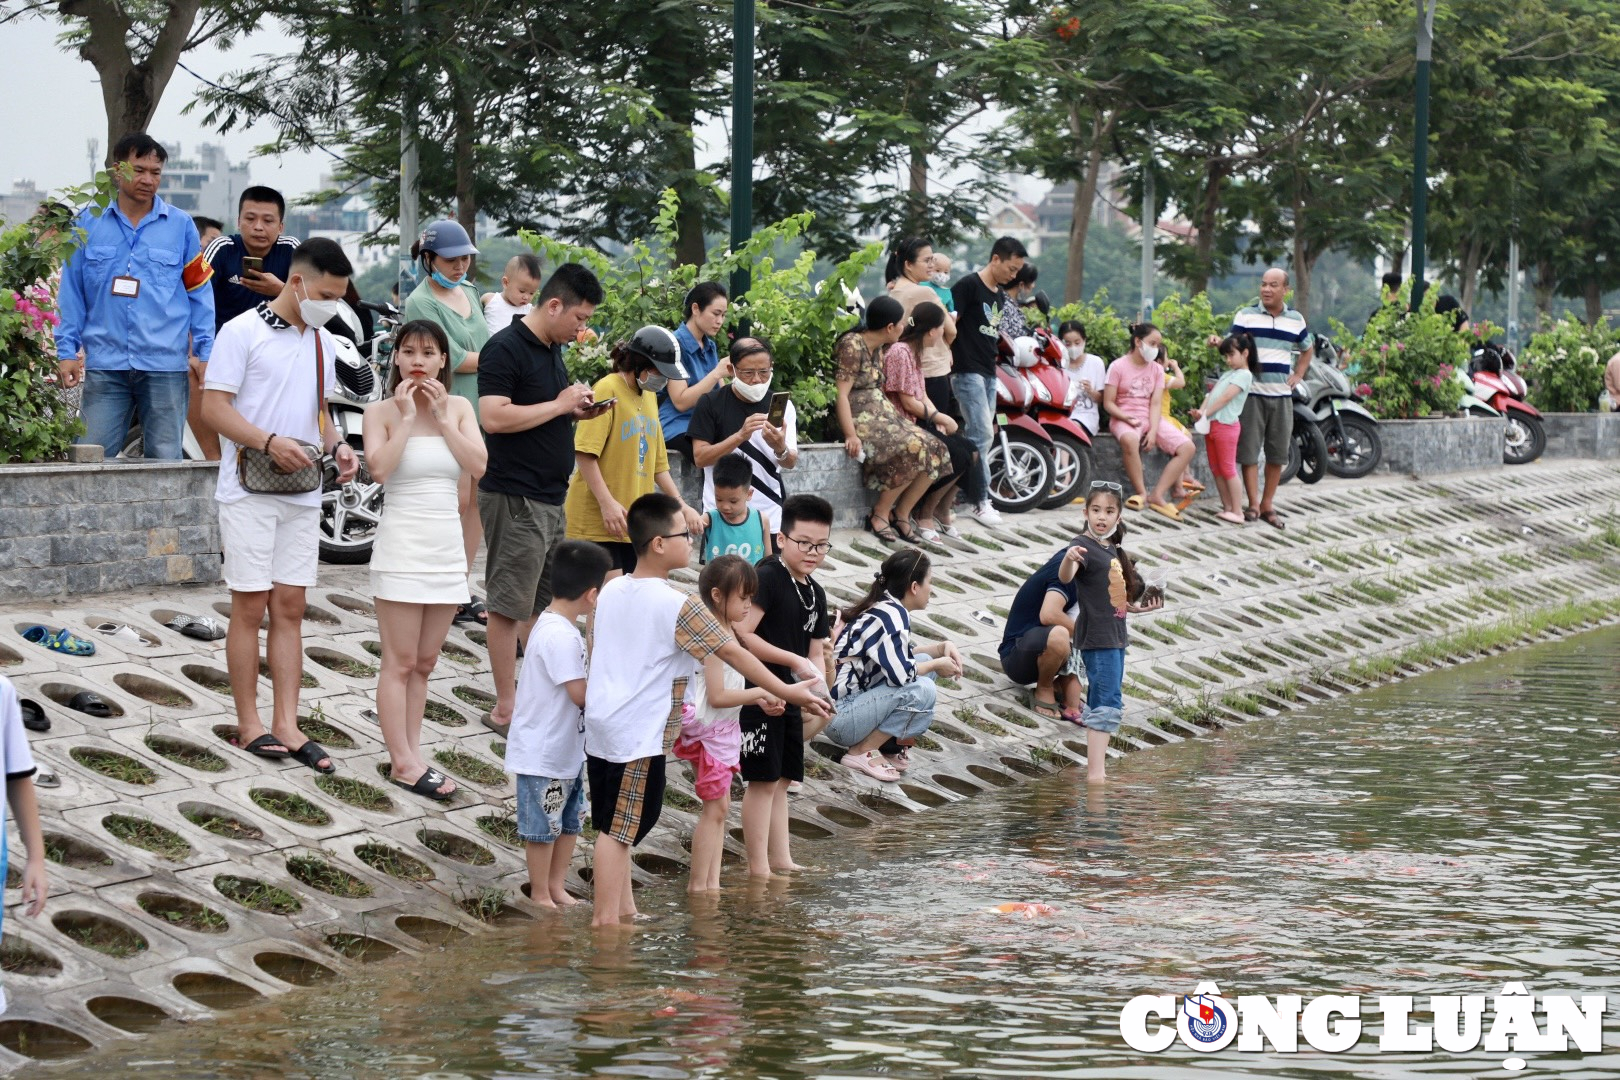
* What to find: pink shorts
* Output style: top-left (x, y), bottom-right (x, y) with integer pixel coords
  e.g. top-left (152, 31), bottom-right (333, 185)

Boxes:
top-left (672, 735), bottom-right (739, 802)
top-left (1111, 415), bottom-right (1191, 455)
top-left (1205, 420), bottom-right (1241, 478)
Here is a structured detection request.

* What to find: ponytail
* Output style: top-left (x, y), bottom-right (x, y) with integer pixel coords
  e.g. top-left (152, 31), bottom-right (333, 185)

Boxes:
top-left (841, 548), bottom-right (931, 626)
top-left (1219, 331), bottom-right (1261, 376)
top-left (884, 236), bottom-right (933, 284)
top-left (1105, 520), bottom-right (1144, 603)
top-left (1128, 321), bottom-right (1160, 346)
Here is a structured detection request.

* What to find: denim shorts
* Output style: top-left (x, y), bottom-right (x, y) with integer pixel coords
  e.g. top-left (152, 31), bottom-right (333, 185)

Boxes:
top-left (515, 770), bottom-right (585, 844)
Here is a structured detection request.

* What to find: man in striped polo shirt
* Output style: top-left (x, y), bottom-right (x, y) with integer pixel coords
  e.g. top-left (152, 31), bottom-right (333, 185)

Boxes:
top-left (1211, 268), bottom-right (1313, 528)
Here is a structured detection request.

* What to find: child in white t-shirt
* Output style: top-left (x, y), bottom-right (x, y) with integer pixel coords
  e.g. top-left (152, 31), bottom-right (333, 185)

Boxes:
top-left (583, 493), bottom-right (828, 927)
top-left (481, 254), bottom-right (541, 334)
top-left (1059, 319), bottom-right (1107, 435)
top-left (508, 540), bottom-right (612, 909)
top-left (0, 676), bottom-right (47, 1013)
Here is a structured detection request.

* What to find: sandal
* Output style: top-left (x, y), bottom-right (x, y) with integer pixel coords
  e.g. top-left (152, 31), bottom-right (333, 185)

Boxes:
top-left (481, 711), bottom-right (511, 737)
top-left (68, 691), bottom-right (114, 718)
top-left (1243, 508), bottom-right (1259, 522)
top-left (938, 521), bottom-right (964, 540)
top-left (1180, 477), bottom-right (1206, 494)
top-left (1174, 490), bottom-right (1200, 513)
top-left (35, 773), bottom-right (60, 790)
top-left (1259, 509), bottom-right (1286, 530)
top-left (166, 614), bottom-right (226, 641)
top-left (1060, 708), bottom-right (1085, 726)
top-left (22, 626), bottom-right (96, 656)
top-left (20, 699), bottom-right (49, 733)
top-left (1030, 697), bottom-right (1061, 720)
top-left (454, 599), bottom-right (489, 626)
top-left (892, 517), bottom-right (920, 544)
top-left (1125, 494), bottom-right (1146, 512)
top-left (238, 732), bottom-right (292, 760)
top-left (865, 514), bottom-right (901, 543)
top-left (94, 622), bottom-right (155, 648)
top-left (881, 748), bottom-right (912, 773)
top-left (910, 517), bottom-right (940, 543)
top-left (1147, 501), bottom-right (1183, 522)
top-left (840, 750), bottom-right (901, 782)
top-left (388, 765), bottom-right (456, 802)
top-left (289, 739), bottom-right (336, 775)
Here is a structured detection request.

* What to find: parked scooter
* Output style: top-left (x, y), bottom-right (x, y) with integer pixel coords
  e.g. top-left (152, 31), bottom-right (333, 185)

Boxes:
top-left (1016, 329), bottom-right (1094, 509)
top-left (1303, 335), bottom-right (1382, 478)
top-left (1467, 343), bottom-right (1545, 464)
top-left (985, 335), bottom-right (1058, 514)
top-left (320, 299), bottom-right (399, 563)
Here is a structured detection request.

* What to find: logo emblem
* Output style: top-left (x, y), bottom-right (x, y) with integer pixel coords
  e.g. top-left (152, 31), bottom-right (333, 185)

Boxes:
top-left (1177, 982), bottom-right (1238, 1051)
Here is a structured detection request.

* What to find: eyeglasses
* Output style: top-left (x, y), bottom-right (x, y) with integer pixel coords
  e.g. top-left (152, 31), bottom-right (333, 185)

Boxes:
top-left (734, 368), bottom-right (774, 383)
top-left (783, 536), bottom-right (832, 556)
top-left (1090, 480), bottom-right (1124, 492)
top-left (660, 530), bottom-right (693, 544)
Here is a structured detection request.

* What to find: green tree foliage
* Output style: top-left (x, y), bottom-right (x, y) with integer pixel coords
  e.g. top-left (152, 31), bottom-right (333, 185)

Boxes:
top-left (1519, 316), bottom-right (1615, 412)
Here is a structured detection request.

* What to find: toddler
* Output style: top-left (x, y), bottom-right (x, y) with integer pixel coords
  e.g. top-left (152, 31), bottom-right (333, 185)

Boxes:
top-left (482, 253), bottom-right (542, 333)
top-left (701, 453), bottom-right (771, 564)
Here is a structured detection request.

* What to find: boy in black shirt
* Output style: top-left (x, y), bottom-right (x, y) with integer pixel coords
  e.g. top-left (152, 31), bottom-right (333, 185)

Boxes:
top-left (734, 494), bottom-right (834, 876)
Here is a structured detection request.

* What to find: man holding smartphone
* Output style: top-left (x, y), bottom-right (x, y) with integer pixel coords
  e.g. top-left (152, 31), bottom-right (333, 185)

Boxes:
top-left (688, 337), bottom-right (799, 535)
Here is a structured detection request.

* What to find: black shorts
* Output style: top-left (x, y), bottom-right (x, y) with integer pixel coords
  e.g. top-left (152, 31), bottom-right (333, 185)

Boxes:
top-left (599, 541), bottom-right (638, 575)
top-left (999, 626), bottom-right (1056, 686)
top-left (586, 754), bottom-right (665, 846)
top-left (738, 708), bottom-right (804, 783)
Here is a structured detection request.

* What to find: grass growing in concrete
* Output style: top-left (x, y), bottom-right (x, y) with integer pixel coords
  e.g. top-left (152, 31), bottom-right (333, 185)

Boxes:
top-left (310, 652), bottom-right (378, 679)
top-left (102, 815), bottom-right (192, 861)
top-left (63, 918), bottom-right (147, 958)
top-left (803, 753), bottom-right (834, 780)
top-left (441, 643), bottom-right (479, 666)
top-left (1028, 745), bottom-right (1065, 768)
top-left (458, 887), bottom-right (510, 923)
top-left (181, 807), bottom-right (264, 842)
top-left (137, 893), bottom-right (228, 933)
top-left (42, 833), bottom-right (113, 868)
top-left (433, 748), bottom-right (506, 787)
top-left (954, 708), bottom-right (1008, 737)
top-left (418, 830), bottom-right (495, 866)
top-left (476, 811), bottom-right (521, 848)
top-left (1267, 678), bottom-right (1301, 702)
top-left (0, 937), bottom-right (61, 975)
top-left (453, 685), bottom-right (497, 709)
top-left (424, 700), bottom-right (468, 727)
top-left (354, 842), bottom-right (434, 882)
top-left (931, 722), bottom-right (974, 744)
top-left (213, 875), bottom-right (302, 914)
top-left (250, 789), bottom-right (333, 827)
top-left (260, 660), bottom-right (320, 689)
top-left (1221, 691), bottom-right (1264, 716)
top-left (986, 704), bottom-right (1038, 730)
top-left (286, 854), bottom-right (374, 898)
top-left (664, 786), bottom-right (701, 812)
top-left (144, 735), bottom-right (227, 772)
top-left (1172, 695), bottom-right (1221, 728)
top-left (69, 748), bottom-right (157, 786)
top-left (912, 733), bottom-right (942, 752)
top-left (315, 775), bottom-right (394, 813)
top-left (298, 707), bottom-right (357, 749)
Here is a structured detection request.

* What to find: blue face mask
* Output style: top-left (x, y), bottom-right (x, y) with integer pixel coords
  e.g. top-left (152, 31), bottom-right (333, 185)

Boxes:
top-left (429, 267), bottom-right (462, 290)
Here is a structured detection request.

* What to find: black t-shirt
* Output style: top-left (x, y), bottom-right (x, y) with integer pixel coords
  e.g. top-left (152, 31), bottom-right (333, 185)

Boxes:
top-left (1000, 546), bottom-right (1082, 654)
top-left (477, 319), bottom-right (574, 504)
top-left (950, 272), bottom-right (1007, 378)
top-left (740, 555), bottom-right (830, 722)
top-left (1072, 534), bottom-right (1130, 651)
top-left (688, 383), bottom-right (787, 503)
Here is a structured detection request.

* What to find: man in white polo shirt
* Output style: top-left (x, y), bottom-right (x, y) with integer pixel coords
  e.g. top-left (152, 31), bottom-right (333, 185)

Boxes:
top-left (201, 237), bottom-right (358, 776)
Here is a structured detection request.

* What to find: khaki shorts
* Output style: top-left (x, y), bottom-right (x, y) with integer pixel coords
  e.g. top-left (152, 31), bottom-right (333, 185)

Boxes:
top-left (1237, 393), bottom-right (1293, 466)
top-left (477, 491), bottom-right (566, 620)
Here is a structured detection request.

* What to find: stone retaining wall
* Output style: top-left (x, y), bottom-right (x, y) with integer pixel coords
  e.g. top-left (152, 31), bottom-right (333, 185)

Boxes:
top-left (671, 444), bottom-right (873, 528)
top-left (1542, 412), bottom-right (1620, 460)
top-left (0, 462), bottom-right (222, 599)
top-left (1376, 417), bottom-right (1503, 477)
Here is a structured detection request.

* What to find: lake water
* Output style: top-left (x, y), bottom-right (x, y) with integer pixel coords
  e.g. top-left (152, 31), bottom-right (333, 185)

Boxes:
top-left (36, 627), bottom-right (1620, 1078)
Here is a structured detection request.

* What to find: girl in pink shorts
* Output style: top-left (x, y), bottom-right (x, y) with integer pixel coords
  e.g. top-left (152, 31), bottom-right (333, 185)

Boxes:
top-left (1104, 323), bottom-right (1198, 521)
top-left (1191, 334), bottom-right (1259, 524)
top-left (672, 555), bottom-right (784, 893)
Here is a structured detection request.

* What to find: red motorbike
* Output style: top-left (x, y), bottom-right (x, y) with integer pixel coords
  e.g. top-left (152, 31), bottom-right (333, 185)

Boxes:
top-left (987, 336), bottom-right (1057, 514)
top-left (1019, 327), bottom-right (1094, 509)
top-left (1468, 343), bottom-right (1545, 464)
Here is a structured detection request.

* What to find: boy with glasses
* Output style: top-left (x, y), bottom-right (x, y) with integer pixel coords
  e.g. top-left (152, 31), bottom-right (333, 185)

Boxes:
top-left (732, 494), bottom-right (835, 877)
top-left (583, 494), bottom-right (827, 925)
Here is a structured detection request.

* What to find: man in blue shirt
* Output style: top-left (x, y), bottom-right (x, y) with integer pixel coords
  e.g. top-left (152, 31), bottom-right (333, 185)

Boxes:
top-left (56, 133), bottom-right (216, 460)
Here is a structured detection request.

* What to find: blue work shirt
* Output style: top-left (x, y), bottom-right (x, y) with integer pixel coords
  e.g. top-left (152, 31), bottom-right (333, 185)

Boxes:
top-left (658, 322), bottom-right (720, 441)
top-left (55, 195), bottom-right (216, 370)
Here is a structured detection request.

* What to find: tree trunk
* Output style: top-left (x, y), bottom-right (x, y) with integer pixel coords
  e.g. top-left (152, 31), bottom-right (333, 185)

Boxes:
top-left (1186, 158), bottom-right (1227, 296)
top-left (907, 143), bottom-right (928, 237)
top-left (1458, 236), bottom-right (1485, 313)
top-left (60, 0), bottom-right (206, 163)
top-left (1062, 107), bottom-right (1111, 304)
top-left (1533, 261), bottom-right (1557, 328)
top-left (1584, 277), bottom-right (1603, 327)
top-left (453, 84), bottom-right (477, 240)
top-left (1291, 195), bottom-right (1311, 320)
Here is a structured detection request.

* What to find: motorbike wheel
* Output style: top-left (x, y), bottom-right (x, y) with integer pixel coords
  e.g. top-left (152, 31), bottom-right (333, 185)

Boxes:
top-left (986, 429), bottom-right (1056, 515)
top-left (1039, 431), bottom-right (1092, 510)
top-left (1295, 418), bottom-right (1328, 484)
top-left (1323, 414), bottom-right (1382, 478)
top-left (1503, 413), bottom-right (1545, 465)
top-left (319, 452), bottom-right (384, 564)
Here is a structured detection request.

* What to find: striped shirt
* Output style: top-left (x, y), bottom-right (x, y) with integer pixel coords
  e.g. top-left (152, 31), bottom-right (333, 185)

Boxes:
top-left (833, 597), bottom-right (916, 698)
top-left (1228, 302), bottom-right (1311, 397)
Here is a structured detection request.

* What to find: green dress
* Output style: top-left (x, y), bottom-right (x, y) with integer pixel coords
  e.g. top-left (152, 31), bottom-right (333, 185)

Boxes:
top-left (403, 279), bottom-right (490, 413)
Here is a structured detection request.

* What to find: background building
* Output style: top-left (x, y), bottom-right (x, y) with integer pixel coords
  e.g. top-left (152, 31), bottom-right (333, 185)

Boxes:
top-left (153, 142), bottom-right (252, 221)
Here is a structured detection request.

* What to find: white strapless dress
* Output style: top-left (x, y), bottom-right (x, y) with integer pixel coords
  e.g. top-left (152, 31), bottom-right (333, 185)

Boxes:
top-left (369, 436), bottom-right (470, 605)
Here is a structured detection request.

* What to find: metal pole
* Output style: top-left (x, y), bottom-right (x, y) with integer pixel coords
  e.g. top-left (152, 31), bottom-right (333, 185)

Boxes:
top-left (1140, 131), bottom-right (1155, 320)
top-left (729, 0), bottom-right (755, 301)
top-left (398, 0), bottom-right (420, 302)
top-left (1506, 238), bottom-right (1521, 353)
top-left (1409, 0), bottom-right (1437, 311)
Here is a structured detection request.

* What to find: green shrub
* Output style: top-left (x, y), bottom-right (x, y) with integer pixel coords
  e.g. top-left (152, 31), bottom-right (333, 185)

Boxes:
top-left (1520, 316), bottom-right (1613, 413)
top-left (1330, 287), bottom-right (1481, 419)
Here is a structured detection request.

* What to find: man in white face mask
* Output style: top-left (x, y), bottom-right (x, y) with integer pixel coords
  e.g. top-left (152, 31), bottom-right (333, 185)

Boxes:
top-left (201, 238), bottom-right (360, 777)
top-left (688, 337), bottom-right (799, 534)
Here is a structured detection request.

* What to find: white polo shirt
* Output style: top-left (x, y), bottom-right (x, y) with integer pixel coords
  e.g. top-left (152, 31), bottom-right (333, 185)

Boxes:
top-left (205, 303), bottom-right (337, 507)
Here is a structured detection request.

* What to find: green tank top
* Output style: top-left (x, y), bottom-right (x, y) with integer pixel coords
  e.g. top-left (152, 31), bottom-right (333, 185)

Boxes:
top-left (704, 507), bottom-right (767, 564)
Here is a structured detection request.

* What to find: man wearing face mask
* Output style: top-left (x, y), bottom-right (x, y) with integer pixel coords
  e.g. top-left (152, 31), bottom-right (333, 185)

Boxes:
top-left (201, 238), bottom-right (360, 776)
top-left (688, 337), bottom-right (799, 535)
top-left (563, 326), bottom-right (703, 576)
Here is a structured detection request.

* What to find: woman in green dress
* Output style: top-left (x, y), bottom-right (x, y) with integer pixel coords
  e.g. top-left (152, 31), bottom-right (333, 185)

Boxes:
top-left (403, 219), bottom-right (490, 623)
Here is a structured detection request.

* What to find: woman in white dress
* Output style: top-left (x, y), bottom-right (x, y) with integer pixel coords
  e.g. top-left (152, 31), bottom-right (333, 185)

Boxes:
top-left (363, 320), bottom-right (488, 800)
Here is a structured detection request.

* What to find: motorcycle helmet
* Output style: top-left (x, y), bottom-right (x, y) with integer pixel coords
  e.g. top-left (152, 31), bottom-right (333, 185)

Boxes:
top-left (417, 219), bottom-right (479, 259)
top-left (1010, 336), bottom-right (1043, 369)
top-left (624, 325), bottom-right (691, 382)
top-left (1030, 326), bottom-right (1064, 364)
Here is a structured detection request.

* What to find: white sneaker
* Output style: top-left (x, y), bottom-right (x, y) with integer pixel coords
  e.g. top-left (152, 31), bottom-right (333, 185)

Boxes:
top-left (971, 502), bottom-right (1003, 525)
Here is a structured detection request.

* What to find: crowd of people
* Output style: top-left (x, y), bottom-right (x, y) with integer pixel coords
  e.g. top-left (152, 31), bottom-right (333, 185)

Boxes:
top-left (7, 132), bottom-right (1341, 927)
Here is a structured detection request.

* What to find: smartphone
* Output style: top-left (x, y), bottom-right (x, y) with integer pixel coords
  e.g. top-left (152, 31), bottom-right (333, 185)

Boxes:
top-left (241, 256), bottom-right (264, 274)
top-left (767, 391), bottom-right (791, 428)
top-left (578, 398), bottom-right (615, 419)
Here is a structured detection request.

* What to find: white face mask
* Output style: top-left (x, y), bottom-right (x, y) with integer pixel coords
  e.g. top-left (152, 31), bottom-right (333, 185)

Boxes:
top-left (638, 371), bottom-right (668, 394)
top-left (296, 280), bottom-right (339, 327)
top-left (1139, 344), bottom-right (1160, 362)
top-left (732, 376), bottom-right (771, 403)
top-left (929, 270), bottom-right (949, 286)
top-left (1066, 344), bottom-right (1085, 362)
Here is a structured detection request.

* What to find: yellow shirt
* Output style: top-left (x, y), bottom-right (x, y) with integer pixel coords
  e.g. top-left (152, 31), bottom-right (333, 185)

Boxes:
top-left (564, 373), bottom-right (670, 543)
top-left (1161, 368), bottom-right (1188, 433)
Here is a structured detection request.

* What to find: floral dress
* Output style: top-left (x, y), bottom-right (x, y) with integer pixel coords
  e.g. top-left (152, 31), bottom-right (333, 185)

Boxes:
top-left (836, 332), bottom-right (946, 492)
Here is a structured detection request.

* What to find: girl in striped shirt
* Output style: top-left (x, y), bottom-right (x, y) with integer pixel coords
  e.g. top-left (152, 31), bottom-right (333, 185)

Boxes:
top-left (826, 549), bottom-right (963, 781)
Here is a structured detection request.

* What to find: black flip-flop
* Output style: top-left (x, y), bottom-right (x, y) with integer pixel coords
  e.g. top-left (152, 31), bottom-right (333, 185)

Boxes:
top-left (388, 766), bottom-right (455, 802)
top-left (239, 733), bottom-right (292, 760)
top-left (454, 599), bottom-right (489, 626)
top-left (68, 691), bottom-right (114, 718)
top-left (289, 739), bottom-right (336, 775)
top-left (20, 699), bottom-right (49, 733)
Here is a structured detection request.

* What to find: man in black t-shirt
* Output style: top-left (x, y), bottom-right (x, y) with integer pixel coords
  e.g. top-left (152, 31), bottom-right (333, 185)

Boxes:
top-left (476, 263), bottom-right (603, 733)
top-left (949, 236), bottom-right (1027, 525)
top-left (733, 494), bottom-right (833, 877)
top-left (688, 337), bottom-right (798, 533)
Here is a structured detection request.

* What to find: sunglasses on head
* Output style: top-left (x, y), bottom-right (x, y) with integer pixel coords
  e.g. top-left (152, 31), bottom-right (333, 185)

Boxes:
top-left (1090, 480), bottom-right (1124, 493)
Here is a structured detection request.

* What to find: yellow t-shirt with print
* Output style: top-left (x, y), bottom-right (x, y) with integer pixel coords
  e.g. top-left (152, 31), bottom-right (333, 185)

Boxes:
top-left (564, 373), bottom-right (670, 543)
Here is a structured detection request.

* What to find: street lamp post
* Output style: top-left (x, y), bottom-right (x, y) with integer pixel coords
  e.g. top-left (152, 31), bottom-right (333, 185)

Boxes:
top-left (1409, 0), bottom-right (1438, 311)
top-left (399, 0), bottom-right (420, 300)
top-left (729, 0), bottom-right (755, 301)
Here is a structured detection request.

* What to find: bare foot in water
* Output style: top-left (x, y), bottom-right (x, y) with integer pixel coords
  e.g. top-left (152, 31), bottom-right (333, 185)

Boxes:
top-left (552, 889), bottom-right (580, 907)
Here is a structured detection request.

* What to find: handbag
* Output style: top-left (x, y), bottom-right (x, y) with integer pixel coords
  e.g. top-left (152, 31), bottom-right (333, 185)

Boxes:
top-left (237, 331), bottom-right (327, 495)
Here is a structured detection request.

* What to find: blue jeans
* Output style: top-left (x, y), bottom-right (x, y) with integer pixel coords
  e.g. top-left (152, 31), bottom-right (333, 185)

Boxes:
top-left (826, 675), bottom-right (937, 747)
top-left (951, 371), bottom-right (995, 502)
top-left (1080, 648), bottom-right (1125, 733)
top-left (79, 369), bottom-right (189, 459)
top-left (515, 770), bottom-right (586, 844)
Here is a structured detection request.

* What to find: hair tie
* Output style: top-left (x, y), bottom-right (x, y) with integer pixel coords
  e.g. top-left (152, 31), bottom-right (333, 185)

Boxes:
top-left (907, 316), bottom-right (915, 327)
top-left (873, 570), bottom-right (884, 583)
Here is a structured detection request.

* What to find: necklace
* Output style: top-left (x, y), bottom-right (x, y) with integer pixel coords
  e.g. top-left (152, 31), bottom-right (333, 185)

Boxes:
top-left (784, 560), bottom-right (819, 631)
